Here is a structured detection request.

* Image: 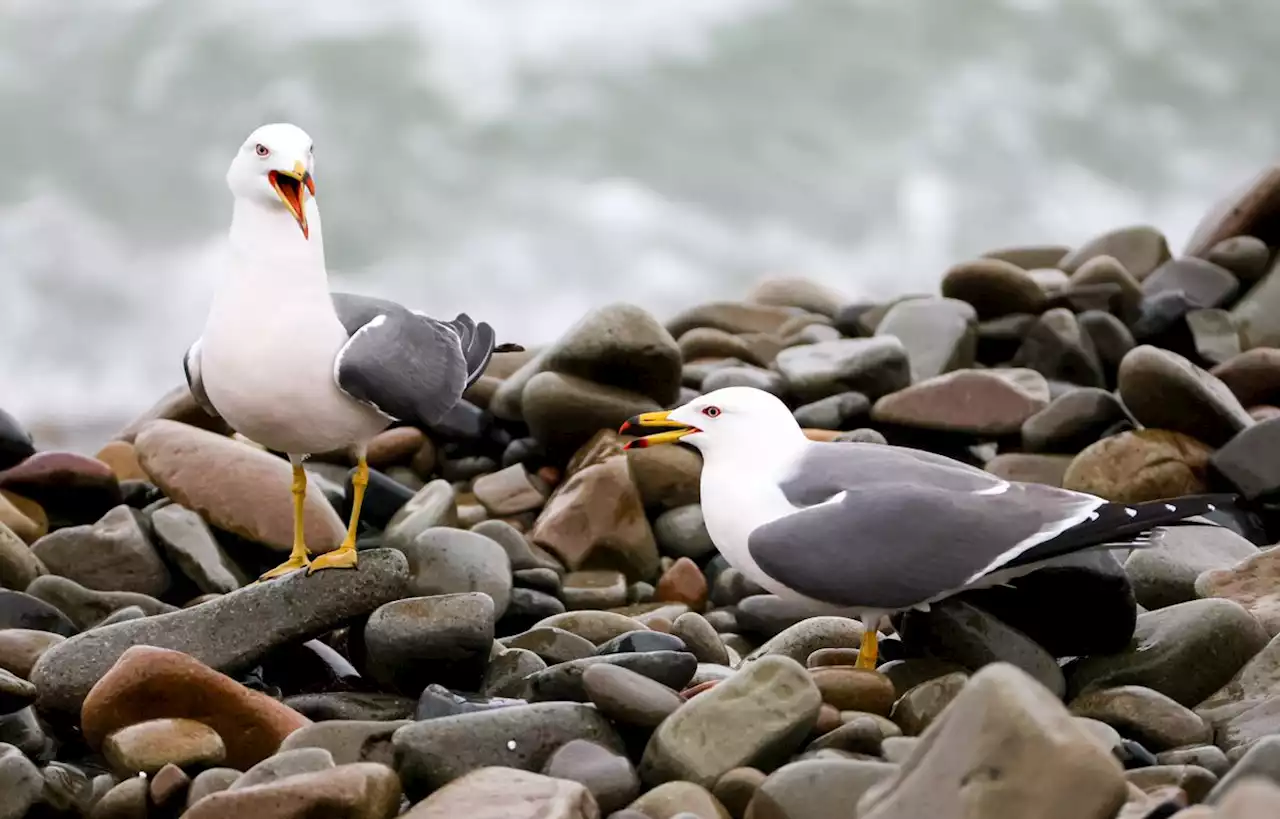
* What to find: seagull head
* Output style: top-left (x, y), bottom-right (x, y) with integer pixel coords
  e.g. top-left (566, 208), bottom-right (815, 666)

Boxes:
top-left (226, 123), bottom-right (317, 239)
top-left (620, 386), bottom-right (806, 461)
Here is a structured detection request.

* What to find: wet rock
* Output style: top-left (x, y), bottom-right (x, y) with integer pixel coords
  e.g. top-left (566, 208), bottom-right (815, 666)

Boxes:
top-left (363, 593), bottom-right (494, 695)
top-left (641, 656), bottom-right (821, 787)
top-left (1061, 225), bottom-right (1171, 281)
top-left (874, 297), bottom-right (977, 382)
top-left (32, 506), bottom-right (170, 597)
top-left (392, 702), bottom-right (623, 799)
top-left (871, 368), bottom-right (1049, 435)
top-left (1063, 429), bottom-right (1213, 504)
top-left (134, 420), bottom-right (345, 553)
top-left (1066, 598), bottom-right (1268, 707)
top-left (940, 258), bottom-right (1045, 319)
top-left (0, 451), bottom-right (122, 528)
top-left (1125, 524), bottom-right (1257, 610)
top-left (397, 528), bottom-right (511, 618)
top-left (1143, 257), bottom-right (1240, 308)
top-left (32, 549), bottom-right (408, 720)
top-left (858, 663), bottom-right (1127, 819)
top-left (182, 762), bottom-right (401, 819)
top-left (596, 630), bottom-right (686, 656)
top-left (150, 503), bottom-right (245, 593)
top-left (776, 337), bottom-right (911, 402)
top-left (1117, 345), bottom-right (1253, 447)
top-left (102, 717), bottom-right (226, 776)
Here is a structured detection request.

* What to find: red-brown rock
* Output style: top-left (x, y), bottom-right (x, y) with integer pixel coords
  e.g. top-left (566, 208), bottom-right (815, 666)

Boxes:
top-left (0, 451), bottom-right (122, 526)
top-left (655, 558), bottom-right (708, 612)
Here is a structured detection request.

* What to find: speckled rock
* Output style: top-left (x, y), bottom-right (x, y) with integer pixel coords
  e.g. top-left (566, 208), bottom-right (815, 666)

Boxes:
top-left (1063, 430), bottom-right (1213, 503)
top-left (1196, 547), bottom-right (1280, 637)
top-left (102, 717), bottom-right (226, 776)
top-left (889, 671), bottom-right (969, 737)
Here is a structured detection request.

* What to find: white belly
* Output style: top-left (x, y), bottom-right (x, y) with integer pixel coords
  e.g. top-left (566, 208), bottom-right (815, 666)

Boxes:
top-left (201, 305), bottom-right (389, 454)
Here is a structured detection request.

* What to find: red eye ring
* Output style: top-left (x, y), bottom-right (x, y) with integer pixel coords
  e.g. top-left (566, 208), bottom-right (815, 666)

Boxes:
top-left (702, 406), bottom-right (721, 418)
top-left (255, 143), bottom-right (270, 157)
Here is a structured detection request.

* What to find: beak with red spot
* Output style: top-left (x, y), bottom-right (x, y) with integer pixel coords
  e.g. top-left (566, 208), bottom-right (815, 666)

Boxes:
top-left (268, 159), bottom-right (316, 238)
top-left (619, 410), bottom-right (699, 449)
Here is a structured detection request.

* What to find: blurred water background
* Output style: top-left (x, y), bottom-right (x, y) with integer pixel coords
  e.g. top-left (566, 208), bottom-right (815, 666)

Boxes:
top-left (1, 0), bottom-right (1277, 452)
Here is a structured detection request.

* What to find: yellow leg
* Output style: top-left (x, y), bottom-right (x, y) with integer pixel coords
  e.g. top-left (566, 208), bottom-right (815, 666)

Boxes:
top-left (257, 463), bottom-right (312, 581)
top-left (307, 454), bottom-right (365, 573)
top-left (855, 627), bottom-right (880, 670)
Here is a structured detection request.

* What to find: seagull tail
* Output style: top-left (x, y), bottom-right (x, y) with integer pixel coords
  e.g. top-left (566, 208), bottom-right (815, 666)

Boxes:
top-left (999, 493), bottom-right (1241, 572)
top-left (445, 313), bottom-right (499, 389)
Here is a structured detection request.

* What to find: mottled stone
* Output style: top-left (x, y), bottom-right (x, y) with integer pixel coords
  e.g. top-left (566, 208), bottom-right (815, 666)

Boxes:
top-left (889, 672), bottom-right (969, 737)
top-left (279, 719), bottom-right (411, 767)
top-left (1063, 430), bottom-right (1213, 504)
top-left (182, 762), bottom-right (401, 819)
top-left (501, 627), bottom-right (597, 665)
top-left (363, 593), bottom-right (494, 695)
top-left (103, 717), bottom-right (226, 776)
top-left (984, 453), bottom-right (1072, 487)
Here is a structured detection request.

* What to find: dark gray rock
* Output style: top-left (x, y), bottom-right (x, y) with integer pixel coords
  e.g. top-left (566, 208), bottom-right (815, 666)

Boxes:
top-left (542, 738), bottom-right (639, 814)
top-left (527, 651), bottom-right (698, 703)
top-left (1021, 387), bottom-right (1128, 453)
top-left (363, 593), bottom-right (495, 695)
top-left (25, 575), bottom-right (174, 630)
top-left (150, 503), bottom-right (245, 593)
top-left (0, 590), bottom-right (76, 636)
top-left (701, 365), bottom-right (787, 396)
top-left (398, 528), bottom-right (511, 618)
top-left (1012, 308), bottom-right (1105, 388)
top-left (1124, 524), bottom-right (1258, 609)
top-left (775, 337), bottom-right (912, 402)
top-left (791, 392), bottom-right (871, 431)
top-left (31, 506), bottom-right (170, 597)
top-left (1212, 417), bottom-right (1280, 500)
top-left (0, 408), bottom-right (34, 471)
top-left (285, 692), bottom-right (416, 722)
top-left (596, 631), bottom-right (686, 656)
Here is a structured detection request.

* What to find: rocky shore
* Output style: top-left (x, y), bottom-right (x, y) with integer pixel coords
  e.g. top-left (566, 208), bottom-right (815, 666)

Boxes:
top-left (6, 171), bottom-right (1280, 818)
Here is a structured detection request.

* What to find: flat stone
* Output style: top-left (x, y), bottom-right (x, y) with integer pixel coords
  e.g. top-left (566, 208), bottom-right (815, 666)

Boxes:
top-left (1125, 524), bottom-right (1258, 609)
top-left (858, 663), bottom-right (1128, 819)
top-left (641, 655), bottom-right (822, 787)
top-left (0, 628), bottom-right (64, 678)
top-left (363, 593), bottom-right (494, 695)
top-left (404, 766), bottom-right (599, 818)
top-left (532, 445), bottom-right (658, 583)
top-left (528, 651), bottom-right (696, 703)
top-left (0, 451), bottom-right (122, 528)
top-left (898, 599), bottom-right (1064, 697)
top-left (1063, 429), bottom-right (1213, 504)
top-left (1066, 598), bottom-right (1269, 707)
top-left (24, 575), bottom-right (174, 630)
top-left (392, 702), bottom-right (624, 799)
top-left (871, 368), bottom-right (1049, 435)
top-left (31, 549), bottom-right (408, 720)
top-left (182, 762), bottom-right (402, 819)
top-left (1060, 225), bottom-right (1171, 280)
top-left (134, 420), bottom-right (345, 553)
top-left (397, 528), bottom-right (511, 618)
top-left (582, 662), bottom-right (684, 727)
top-left (31, 506), bottom-right (170, 597)
top-left (652, 505), bottom-right (715, 562)
top-left (1118, 345), bottom-right (1253, 446)
top-left (383, 480), bottom-right (458, 549)
top-left (150, 503), bottom-right (244, 593)
top-left (776, 337), bottom-right (911, 402)
top-left (279, 719), bottom-right (410, 767)
top-left (940, 258), bottom-right (1046, 319)
top-left (1143, 258), bottom-right (1240, 308)
top-left (542, 739), bottom-right (638, 814)
top-left (748, 758), bottom-right (898, 819)
top-left (791, 392), bottom-right (871, 432)
top-left (1069, 686), bottom-right (1210, 751)
top-left (562, 570), bottom-right (628, 610)
top-left (472, 465), bottom-right (547, 517)
top-left (1021, 388), bottom-right (1129, 453)
top-left (666, 301), bottom-right (800, 338)
top-left (285, 692), bottom-right (415, 722)
top-left (679, 327), bottom-right (765, 366)
top-left (1213, 348), bottom-right (1280, 407)
top-left (874, 297), bottom-right (977, 382)
top-left (0, 523), bottom-right (43, 593)
top-left (103, 717), bottom-right (226, 776)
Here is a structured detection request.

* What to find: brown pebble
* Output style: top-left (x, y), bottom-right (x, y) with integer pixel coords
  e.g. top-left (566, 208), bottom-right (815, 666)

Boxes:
top-left (148, 763), bottom-right (191, 806)
top-left (681, 679), bottom-right (721, 699)
top-left (714, 767), bottom-right (767, 819)
top-left (366, 427), bottom-right (427, 469)
top-left (812, 703), bottom-right (843, 736)
top-left (809, 667), bottom-right (896, 716)
top-left (94, 442), bottom-right (148, 482)
top-left (655, 557), bottom-right (708, 611)
top-left (409, 436), bottom-right (438, 478)
top-left (807, 648), bottom-right (864, 668)
top-left (0, 629), bottom-right (66, 678)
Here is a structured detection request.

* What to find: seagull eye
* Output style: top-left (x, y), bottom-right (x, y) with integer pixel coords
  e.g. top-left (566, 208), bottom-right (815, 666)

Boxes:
top-left (702, 406), bottom-right (721, 418)
top-left (255, 143), bottom-right (270, 157)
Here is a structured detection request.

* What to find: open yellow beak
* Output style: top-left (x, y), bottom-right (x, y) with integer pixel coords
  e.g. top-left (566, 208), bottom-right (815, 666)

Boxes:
top-left (619, 410), bottom-right (698, 450)
top-left (268, 160), bottom-right (316, 239)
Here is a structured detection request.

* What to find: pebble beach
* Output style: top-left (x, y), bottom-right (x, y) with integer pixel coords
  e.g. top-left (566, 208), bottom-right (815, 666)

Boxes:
top-left (6, 168), bottom-right (1280, 818)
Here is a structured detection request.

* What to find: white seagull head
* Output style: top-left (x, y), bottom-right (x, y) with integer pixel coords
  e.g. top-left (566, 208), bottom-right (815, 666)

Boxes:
top-left (226, 122), bottom-right (317, 239)
top-left (620, 386), bottom-right (806, 462)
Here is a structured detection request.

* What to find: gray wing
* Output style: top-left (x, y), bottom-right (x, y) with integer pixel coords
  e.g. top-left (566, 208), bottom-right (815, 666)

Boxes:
top-left (330, 292), bottom-right (497, 427)
top-left (182, 338), bottom-right (221, 419)
top-left (747, 442), bottom-right (1102, 610)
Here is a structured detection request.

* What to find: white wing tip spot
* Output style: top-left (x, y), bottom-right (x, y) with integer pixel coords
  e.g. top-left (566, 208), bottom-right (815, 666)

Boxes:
top-left (369, 313), bottom-right (388, 328)
top-left (1165, 503), bottom-right (1177, 512)
top-left (1208, 504), bottom-right (1217, 511)
top-left (1088, 511), bottom-right (1100, 521)
top-left (506, 740), bottom-right (517, 750)
top-left (1125, 508), bottom-right (1137, 517)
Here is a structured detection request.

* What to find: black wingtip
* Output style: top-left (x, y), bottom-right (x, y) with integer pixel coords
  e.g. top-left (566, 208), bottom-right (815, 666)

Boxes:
top-left (494, 342), bottom-right (525, 353)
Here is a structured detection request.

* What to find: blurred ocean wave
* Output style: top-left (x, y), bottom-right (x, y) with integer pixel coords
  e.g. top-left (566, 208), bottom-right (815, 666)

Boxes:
top-left (1, 0), bottom-right (1277, 451)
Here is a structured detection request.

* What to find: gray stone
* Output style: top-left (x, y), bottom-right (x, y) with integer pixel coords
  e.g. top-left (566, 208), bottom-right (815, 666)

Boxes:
top-left (1142, 257), bottom-right (1240, 309)
top-left (383, 480), bottom-right (458, 551)
top-left (875, 297), bottom-right (977, 383)
top-left (1124, 524), bottom-right (1258, 609)
top-left (1079, 309), bottom-right (1135, 375)
top-left (671, 613), bottom-right (729, 666)
top-left (285, 692), bottom-right (416, 722)
top-left (1188, 308), bottom-right (1243, 366)
top-left (532, 611), bottom-right (650, 645)
top-left (96, 605), bottom-right (146, 627)
top-left (25, 575), bottom-right (175, 630)
top-left (1212, 417), bottom-right (1280, 500)
top-left (278, 719), bottom-right (411, 767)
top-left (0, 523), bottom-right (43, 592)
top-left (499, 627), bottom-right (597, 665)
top-left (481, 647), bottom-right (545, 699)
top-left (540, 303), bottom-right (683, 407)
top-left (595, 630), bottom-right (686, 656)
top-left (1066, 598), bottom-right (1269, 707)
top-left (472, 519), bottom-right (563, 574)
top-left (31, 548), bottom-right (408, 720)
top-left (186, 768), bottom-right (241, 809)
top-left (522, 372), bottom-right (661, 455)
top-left (652, 505), bottom-right (715, 561)
top-left (1021, 387), bottom-right (1127, 453)
top-left (229, 747), bottom-right (334, 790)
top-left (940, 258), bottom-right (1046, 319)
top-left (750, 758), bottom-right (899, 818)
top-left (1118, 345), bottom-right (1254, 447)
top-left (640, 656), bottom-right (822, 787)
top-left (0, 707), bottom-right (47, 759)
top-left (701, 365), bottom-right (788, 396)
top-left (41, 761), bottom-right (95, 816)
top-left (776, 337), bottom-right (911, 402)
top-left (582, 662), bottom-right (684, 727)
top-left (0, 668), bottom-right (34, 715)
top-left (31, 506), bottom-right (170, 597)
top-left (1059, 225), bottom-right (1171, 280)
top-left (0, 743), bottom-right (41, 819)
top-left (392, 702), bottom-right (624, 800)
top-left (1069, 256), bottom-right (1143, 324)
top-left (363, 593), bottom-right (495, 695)
top-left (528, 651), bottom-right (697, 703)
top-left (398, 528), bottom-right (512, 618)
top-left (1206, 236), bottom-right (1270, 281)
top-left (542, 738), bottom-right (639, 814)
top-left (150, 503), bottom-right (244, 594)
top-left (1206, 735), bottom-right (1280, 804)
top-left (562, 570), bottom-right (628, 610)
top-left (1157, 745), bottom-right (1230, 777)
top-left (791, 392), bottom-right (871, 431)
top-left (1012, 308), bottom-right (1105, 388)
top-left (744, 616), bottom-right (864, 666)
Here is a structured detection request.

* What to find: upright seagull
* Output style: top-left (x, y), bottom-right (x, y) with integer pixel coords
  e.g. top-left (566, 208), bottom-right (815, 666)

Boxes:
top-left (620, 386), bottom-right (1234, 669)
top-left (186, 122), bottom-right (509, 581)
